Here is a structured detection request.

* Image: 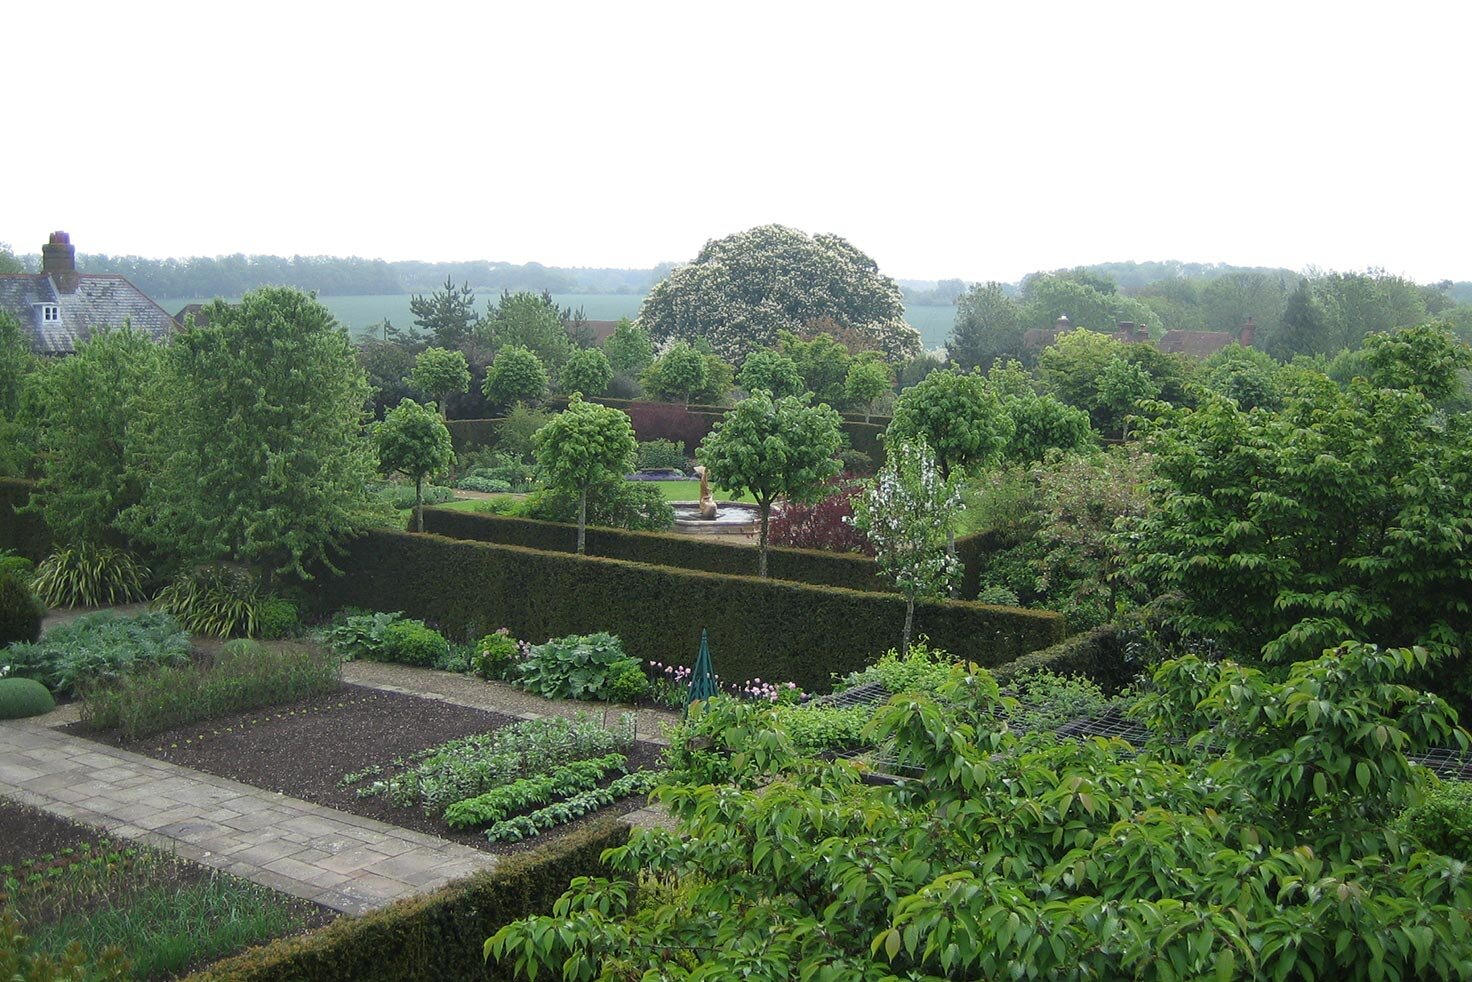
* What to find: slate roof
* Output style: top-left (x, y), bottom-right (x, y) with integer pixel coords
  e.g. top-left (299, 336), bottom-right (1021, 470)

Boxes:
top-left (0, 273), bottom-right (177, 354)
top-left (1157, 330), bottom-right (1236, 358)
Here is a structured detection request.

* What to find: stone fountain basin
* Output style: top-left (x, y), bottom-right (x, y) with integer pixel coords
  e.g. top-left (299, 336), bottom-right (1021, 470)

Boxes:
top-left (670, 500), bottom-right (761, 536)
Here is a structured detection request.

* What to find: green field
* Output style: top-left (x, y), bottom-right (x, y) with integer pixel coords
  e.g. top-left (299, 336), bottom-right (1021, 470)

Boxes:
top-left (161, 294), bottom-right (957, 351)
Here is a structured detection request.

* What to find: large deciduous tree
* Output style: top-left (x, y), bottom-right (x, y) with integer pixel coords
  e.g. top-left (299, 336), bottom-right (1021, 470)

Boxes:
top-left (948, 281), bottom-right (1026, 369)
top-left (843, 355), bottom-right (893, 421)
top-left (125, 287), bottom-right (374, 582)
top-left (602, 318), bottom-right (654, 378)
top-left (533, 395), bottom-right (638, 553)
top-left (480, 290), bottom-right (573, 370)
top-left (638, 224), bottom-right (921, 363)
top-left (698, 391), bottom-right (843, 577)
top-left (853, 439), bottom-right (964, 652)
top-left (1126, 380), bottom-right (1472, 672)
top-left (374, 398), bottom-right (454, 532)
top-left (29, 324), bottom-right (166, 545)
top-left (409, 346), bottom-right (471, 418)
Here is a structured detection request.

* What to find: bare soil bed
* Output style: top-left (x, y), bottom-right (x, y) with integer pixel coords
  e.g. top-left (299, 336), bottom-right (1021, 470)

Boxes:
top-left (69, 684), bottom-right (664, 853)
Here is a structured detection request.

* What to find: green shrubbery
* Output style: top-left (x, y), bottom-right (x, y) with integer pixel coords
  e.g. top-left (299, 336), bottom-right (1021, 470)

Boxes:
top-left (515, 632), bottom-right (644, 702)
top-left (255, 597), bottom-right (300, 639)
top-left (456, 476), bottom-right (512, 494)
top-left (523, 479), bottom-right (675, 533)
top-left (1, 611), bottom-right (190, 697)
top-left (494, 643), bottom-right (1472, 980)
top-left (0, 569), bottom-right (44, 647)
top-left (379, 620), bottom-right (451, 667)
top-left (80, 639), bottom-right (342, 741)
top-left (0, 677), bottom-right (56, 719)
top-left (323, 610), bottom-right (450, 667)
top-left (1395, 778), bottom-right (1472, 862)
top-left (391, 485), bottom-right (455, 510)
top-left (471, 631), bottom-right (522, 680)
top-left (31, 545), bottom-right (150, 608)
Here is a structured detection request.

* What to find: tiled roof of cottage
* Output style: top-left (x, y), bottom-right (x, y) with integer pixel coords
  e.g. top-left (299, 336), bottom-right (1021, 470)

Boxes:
top-left (1157, 330), bottom-right (1236, 357)
top-left (0, 272), bottom-right (177, 355)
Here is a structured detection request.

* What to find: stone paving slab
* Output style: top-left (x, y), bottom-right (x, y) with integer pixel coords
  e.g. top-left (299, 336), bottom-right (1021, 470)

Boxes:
top-left (0, 720), bottom-right (498, 915)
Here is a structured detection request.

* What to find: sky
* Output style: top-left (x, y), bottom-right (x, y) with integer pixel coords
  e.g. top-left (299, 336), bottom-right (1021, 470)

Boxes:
top-left (4, 0), bottom-right (1469, 284)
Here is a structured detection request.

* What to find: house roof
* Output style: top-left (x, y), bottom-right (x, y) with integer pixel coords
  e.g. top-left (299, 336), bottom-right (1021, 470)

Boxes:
top-left (0, 273), bottom-right (177, 354)
top-left (1157, 330), bottom-right (1236, 357)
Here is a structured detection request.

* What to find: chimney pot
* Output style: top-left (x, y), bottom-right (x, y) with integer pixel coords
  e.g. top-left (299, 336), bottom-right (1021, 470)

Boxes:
top-left (42, 231), bottom-right (77, 274)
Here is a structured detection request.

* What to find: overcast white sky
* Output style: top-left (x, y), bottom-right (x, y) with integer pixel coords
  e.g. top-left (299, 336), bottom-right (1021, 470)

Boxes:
top-left (4, 1), bottom-right (1469, 284)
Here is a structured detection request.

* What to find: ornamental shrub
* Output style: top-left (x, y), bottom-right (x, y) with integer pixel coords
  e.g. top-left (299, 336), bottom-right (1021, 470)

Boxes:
top-left (606, 659), bottom-right (651, 704)
top-left (524, 478), bottom-right (675, 533)
top-left (456, 476), bottom-right (512, 494)
top-left (472, 631), bottom-right (521, 680)
top-left (0, 677), bottom-right (55, 719)
top-left (378, 620), bottom-right (450, 667)
top-left (767, 475), bottom-right (873, 555)
top-left (256, 597), bottom-right (300, 640)
top-left (0, 569), bottom-right (45, 647)
top-left (31, 545), bottom-right (150, 608)
top-left (154, 565), bottom-right (263, 638)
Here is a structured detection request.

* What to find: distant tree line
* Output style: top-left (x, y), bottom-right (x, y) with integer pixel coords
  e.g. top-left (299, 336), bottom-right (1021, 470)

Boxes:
top-left (53, 252), bottom-right (675, 300)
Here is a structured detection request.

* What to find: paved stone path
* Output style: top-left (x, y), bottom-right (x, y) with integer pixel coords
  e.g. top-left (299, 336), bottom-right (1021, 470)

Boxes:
top-left (0, 720), bottom-right (497, 915)
top-left (2, 658), bottom-right (680, 917)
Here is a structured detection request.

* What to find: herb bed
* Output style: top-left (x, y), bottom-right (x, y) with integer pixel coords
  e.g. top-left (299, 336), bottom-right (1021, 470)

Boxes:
top-left (69, 684), bottom-right (663, 853)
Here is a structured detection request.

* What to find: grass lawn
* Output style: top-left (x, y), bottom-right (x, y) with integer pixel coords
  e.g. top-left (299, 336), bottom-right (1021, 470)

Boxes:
top-left (633, 480), bottom-right (756, 503)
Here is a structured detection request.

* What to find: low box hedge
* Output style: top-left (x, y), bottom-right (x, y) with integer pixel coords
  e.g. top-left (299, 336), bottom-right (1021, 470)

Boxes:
top-left (319, 530), bottom-right (1064, 692)
top-left (991, 624), bottom-right (1134, 693)
top-left (182, 819), bottom-right (630, 982)
top-left (419, 508), bottom-right (888, 593)
top-left (0, 478), bottom-right (49, 561)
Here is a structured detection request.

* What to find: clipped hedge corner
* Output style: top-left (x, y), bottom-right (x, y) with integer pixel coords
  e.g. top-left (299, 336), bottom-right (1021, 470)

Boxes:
top-left (181, 819), bottom-right (630, 982)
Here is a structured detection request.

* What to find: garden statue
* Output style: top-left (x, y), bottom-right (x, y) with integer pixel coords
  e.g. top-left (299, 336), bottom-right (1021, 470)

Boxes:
top-left (694, 465), bottom-right (718, 520)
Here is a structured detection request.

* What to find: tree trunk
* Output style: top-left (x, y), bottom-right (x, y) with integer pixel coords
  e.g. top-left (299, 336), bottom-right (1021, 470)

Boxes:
top-left (577, 488), bottom-right (588, 554)
top-left (414, 475), bottom-right (425, 533)
top-left (757, 503), bottom-right (770, 578)
top-left (902, 596), bottom-right (915, 654)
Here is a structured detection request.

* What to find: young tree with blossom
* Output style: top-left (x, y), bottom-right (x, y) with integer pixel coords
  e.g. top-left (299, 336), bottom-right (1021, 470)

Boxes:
top-left (852, 439), bottom-right (964, 653)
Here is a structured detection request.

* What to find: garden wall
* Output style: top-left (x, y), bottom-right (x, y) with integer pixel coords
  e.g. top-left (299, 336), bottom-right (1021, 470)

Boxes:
top-left (320, 530), bottom-right (1065, 692)
top-left (182, 820), bottom-right (628, 982)
top-left (419, 508), bottom-right (887, 592)
top-left (0, 478), bottom-right (48, 560)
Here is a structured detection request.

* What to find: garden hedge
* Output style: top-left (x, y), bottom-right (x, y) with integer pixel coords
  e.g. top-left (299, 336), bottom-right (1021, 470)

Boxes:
top-left (0, 478), bottom-right (49, 561)
top-left (419, 508), bottom-right (888, 593)
top-left (991, 624), bottom-right (1134, 693)
top-left (320, 530), bottom-right (1064, 692)
top-left (182, 820), bottom-right (630, 982)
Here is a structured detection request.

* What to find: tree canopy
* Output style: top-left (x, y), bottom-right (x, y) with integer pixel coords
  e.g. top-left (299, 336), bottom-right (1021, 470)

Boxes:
top-left (482, 345), bottom-right (549, 409)
top-left (698, 391), bottom-right (843, 576)
top-left (638, 225), bottom-right (921, 363)
top-left (533, 396), bottom-right (637, 553)
top-left (409, 346), bottom-right (471, 417)
top-left (124, 287), bottom-right (374, 582)
top-left (373, 398), bottom-right (453, 532)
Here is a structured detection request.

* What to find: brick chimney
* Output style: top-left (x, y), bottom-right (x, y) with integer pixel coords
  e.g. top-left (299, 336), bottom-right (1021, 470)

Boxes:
top-left (1240, 317), bottom-right (1256, 347)
top-left (42, 231), bottom-right (79, 294)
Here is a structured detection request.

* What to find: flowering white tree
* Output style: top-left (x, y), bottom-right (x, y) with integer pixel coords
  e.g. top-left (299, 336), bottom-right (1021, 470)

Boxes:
top-left (851, 439), bottom-right (964, 653)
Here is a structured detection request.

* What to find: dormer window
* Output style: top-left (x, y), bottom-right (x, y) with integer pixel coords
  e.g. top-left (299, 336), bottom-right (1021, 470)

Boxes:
top-left (41, 304), bottom-right (60, 322)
